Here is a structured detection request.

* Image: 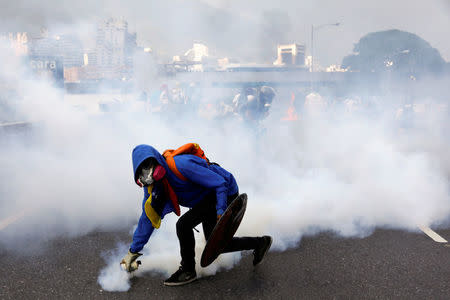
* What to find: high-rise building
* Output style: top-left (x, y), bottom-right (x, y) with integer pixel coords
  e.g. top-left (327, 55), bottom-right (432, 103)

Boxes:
top-left (57, 35), bottom-right (84, 67)
top-left (84, 50), bottom-right (97, 66)
top-left (94, 18), bottom-right (137, 79)
top-left (0, 32), bottom-right (29, 56)
top-left (29, 33), bottom-right (84, 67)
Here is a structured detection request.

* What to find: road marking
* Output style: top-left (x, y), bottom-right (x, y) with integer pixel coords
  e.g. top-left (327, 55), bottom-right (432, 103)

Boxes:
top-left (0, 210), bottom-right (27, 231)
top-left (419, 226), bottom-right (448, 243)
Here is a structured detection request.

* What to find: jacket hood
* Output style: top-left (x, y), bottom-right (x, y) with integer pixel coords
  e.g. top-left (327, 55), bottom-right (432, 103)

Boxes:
top-left (132, 144), bottom-right (170, 184)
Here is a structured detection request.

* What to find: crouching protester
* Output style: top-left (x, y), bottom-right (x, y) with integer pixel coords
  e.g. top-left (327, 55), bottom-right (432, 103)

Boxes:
top-left (121, 143), bottom-right (272, 286)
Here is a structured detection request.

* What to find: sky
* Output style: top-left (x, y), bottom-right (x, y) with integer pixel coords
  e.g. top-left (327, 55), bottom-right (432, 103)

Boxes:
top-left (0, 0), bottom-right (449, 66)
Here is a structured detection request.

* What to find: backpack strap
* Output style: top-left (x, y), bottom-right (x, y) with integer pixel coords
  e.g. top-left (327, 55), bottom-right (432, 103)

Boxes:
top-left (163, 149), bottom-right (187, 181)
top-left (163, 143), bottom-right (209, 181)
top-left (161, 177), bottom-right (181, 216)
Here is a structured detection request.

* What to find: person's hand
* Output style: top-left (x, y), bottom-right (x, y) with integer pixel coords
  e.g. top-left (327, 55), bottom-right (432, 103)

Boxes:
top-left (120, 250), bottom-right (142, 272)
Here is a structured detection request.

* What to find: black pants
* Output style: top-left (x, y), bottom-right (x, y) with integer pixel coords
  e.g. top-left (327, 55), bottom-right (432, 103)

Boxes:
top-left (176, 192), bottom-right (261, 271)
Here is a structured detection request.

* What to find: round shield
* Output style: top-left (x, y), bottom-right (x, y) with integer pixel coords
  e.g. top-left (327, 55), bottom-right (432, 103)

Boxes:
top-left (200, 193), bottom-right (247, 267)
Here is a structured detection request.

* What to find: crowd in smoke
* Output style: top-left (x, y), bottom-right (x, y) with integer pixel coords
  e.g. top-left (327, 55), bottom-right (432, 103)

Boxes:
top-left (95, 77), bottom-right (449, 141)
top-left (123, 83), bottom-right (277, 125)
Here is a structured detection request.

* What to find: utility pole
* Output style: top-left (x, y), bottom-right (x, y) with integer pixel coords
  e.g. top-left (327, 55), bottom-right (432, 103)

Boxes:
top-left (310, 22), bottom-right (340, 73)
top-left (311, 25), bottom-right (314, 72)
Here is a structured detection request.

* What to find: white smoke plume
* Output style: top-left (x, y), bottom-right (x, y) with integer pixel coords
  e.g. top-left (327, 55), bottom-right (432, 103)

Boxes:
top-left (96, 95), bottom-right (449, 291)
top-left (1, 44), bottom-right (449, 290)
top-left (0, 0), bottom-right (449, 292)
top-left (97, 212), bottom-right (242, 291)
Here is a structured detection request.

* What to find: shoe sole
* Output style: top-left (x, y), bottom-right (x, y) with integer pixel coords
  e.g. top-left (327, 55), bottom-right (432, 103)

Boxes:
top-left (254, 236), bottom-right (273, 266)
top-left (163, 277), bottom-right (197, 286)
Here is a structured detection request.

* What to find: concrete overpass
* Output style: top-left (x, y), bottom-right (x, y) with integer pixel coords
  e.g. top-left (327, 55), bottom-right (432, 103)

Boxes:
top-left (169, 69), bottom-right (355, 88)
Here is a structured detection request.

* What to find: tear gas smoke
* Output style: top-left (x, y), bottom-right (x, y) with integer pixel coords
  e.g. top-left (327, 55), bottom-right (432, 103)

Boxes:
top-left (0, 0), bottom-right (449, 292)
top-left (1, 43), bottom-right (448, 290)
top-left (97, 212), bottom-right (242, 292)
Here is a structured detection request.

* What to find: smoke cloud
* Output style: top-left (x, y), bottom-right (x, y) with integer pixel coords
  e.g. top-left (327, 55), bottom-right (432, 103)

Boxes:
top-left (1, 46), bottom-right (449, 288)
top-left (0, 0), bottom-right (449, 292)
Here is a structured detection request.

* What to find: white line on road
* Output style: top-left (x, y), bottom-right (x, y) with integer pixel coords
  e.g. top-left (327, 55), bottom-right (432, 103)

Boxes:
top-left (419, 226), bottom-right (448, 243)
top-left (0, 210), bottom-right (27, 231)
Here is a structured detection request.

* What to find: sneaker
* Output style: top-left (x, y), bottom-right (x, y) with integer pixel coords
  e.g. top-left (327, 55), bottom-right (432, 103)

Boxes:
top-left (163, 267), bottom-right (197, 286)
top-left (253, 236), bottom-right (273, 266)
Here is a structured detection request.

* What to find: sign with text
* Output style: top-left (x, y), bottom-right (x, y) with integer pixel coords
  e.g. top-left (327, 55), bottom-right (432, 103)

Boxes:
top-left (28, 56), bottom-right (64, 88)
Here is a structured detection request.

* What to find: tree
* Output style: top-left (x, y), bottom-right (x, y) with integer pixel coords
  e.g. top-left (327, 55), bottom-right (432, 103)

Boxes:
top-left (342, 29), bottom-right (446, 77)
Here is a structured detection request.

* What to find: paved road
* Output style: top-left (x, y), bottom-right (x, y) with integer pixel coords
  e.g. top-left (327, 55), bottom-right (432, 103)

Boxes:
top-left (1, 227), bottom-right (449, 299)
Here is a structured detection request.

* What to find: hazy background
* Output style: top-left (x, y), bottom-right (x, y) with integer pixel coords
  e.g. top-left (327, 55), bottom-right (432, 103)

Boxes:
top-left (0, 0), bottom-right (449, 65)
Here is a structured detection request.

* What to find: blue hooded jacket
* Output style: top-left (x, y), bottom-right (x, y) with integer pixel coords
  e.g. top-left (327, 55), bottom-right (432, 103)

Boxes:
top-left (130, 144), bottom-right (238, 252)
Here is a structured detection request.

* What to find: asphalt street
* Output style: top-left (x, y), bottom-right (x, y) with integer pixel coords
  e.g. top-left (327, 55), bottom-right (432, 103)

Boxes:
top-left (0, 226), bottom-right (449, 299)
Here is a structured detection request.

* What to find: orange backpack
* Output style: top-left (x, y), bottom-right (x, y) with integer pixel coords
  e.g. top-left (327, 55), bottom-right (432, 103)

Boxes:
top-left (163, 143), bottom-right (210, 181)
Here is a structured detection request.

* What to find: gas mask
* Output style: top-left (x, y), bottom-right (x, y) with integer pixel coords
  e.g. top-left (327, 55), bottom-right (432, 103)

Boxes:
top-left (139, 164), bottom-right (155, 186)
top-left (137, 159), bottom-right (167, 187)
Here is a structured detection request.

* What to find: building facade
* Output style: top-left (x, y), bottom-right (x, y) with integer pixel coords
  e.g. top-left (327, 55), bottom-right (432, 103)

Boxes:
top-left (29, 34), bottom-right (84, 68)
top-left (94, 18), bottom-right (137, 79)
top-left (0, 32), bottom-right (29, 56)
top-left (274, 43), bottom-right (305, 66)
